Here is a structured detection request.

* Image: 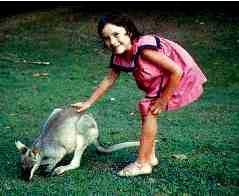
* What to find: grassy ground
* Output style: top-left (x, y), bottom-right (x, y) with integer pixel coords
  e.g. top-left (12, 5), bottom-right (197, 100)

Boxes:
top-left (0, 6), bottom-right (239, 195)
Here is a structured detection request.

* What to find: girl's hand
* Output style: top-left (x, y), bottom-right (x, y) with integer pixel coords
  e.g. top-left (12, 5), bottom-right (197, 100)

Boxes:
top-left (149, 98), bottom-right (168, 115)
top-left (71, 102), bottom-right (91, 112)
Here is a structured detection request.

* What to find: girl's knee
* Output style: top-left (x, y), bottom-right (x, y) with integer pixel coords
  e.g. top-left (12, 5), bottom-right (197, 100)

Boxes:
top-left (146, 111), bottom-right (160, 120)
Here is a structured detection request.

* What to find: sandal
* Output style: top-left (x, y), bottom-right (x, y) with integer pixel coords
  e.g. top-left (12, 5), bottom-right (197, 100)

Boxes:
top-left (117, 161), bottom-right (152, 177)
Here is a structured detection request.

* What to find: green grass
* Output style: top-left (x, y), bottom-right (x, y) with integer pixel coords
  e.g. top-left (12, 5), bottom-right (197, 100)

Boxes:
top-left (0, 7), bottom-right (239, 195)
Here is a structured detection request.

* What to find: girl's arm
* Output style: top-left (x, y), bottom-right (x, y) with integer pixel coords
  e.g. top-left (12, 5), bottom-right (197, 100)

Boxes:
top-left (141, 49), bottom-right (183, 114)
top-left (71, 68), bottom-right (120, 112)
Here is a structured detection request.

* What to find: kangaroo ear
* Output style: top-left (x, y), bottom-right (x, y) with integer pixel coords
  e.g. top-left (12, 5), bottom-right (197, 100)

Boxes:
top-left (15, 141), bottom-right (28, 154)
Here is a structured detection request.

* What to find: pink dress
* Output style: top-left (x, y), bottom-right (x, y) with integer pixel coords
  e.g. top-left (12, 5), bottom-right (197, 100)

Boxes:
top-left (110, 35), bottom-right (207, 118)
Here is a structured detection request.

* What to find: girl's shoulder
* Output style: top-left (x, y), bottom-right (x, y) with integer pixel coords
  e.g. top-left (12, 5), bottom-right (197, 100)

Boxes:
top-left (134, 34), bottom-right (161, 52)
top-left (137, 34), bottom-right (160, 46)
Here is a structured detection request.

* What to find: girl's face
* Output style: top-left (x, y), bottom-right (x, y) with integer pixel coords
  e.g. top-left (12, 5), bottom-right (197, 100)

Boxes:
top-left (102, 23), bottom-right (132, 55)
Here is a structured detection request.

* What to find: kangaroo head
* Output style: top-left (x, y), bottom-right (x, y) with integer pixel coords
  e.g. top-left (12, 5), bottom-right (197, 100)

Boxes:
top-left (15, 141), bottom-right (41, 181)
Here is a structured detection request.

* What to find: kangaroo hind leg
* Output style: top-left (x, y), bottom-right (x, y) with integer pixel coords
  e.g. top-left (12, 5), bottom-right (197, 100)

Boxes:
top-left (52, 135), bottom-right (87, 176)
top-left (42, 147), bottom-right (67, 175)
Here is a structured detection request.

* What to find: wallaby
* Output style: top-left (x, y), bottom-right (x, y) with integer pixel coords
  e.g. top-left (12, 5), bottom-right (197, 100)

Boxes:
top-left (16, 108), bottom-right (139, 181)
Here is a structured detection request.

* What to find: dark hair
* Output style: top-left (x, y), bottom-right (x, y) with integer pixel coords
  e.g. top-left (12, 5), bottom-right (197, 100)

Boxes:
top-left (97, 13), bottom-right (142, 41)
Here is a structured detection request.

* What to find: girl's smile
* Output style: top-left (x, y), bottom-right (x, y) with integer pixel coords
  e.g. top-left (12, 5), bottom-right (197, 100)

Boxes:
top-left (102, 23), bottom-right (132, 55)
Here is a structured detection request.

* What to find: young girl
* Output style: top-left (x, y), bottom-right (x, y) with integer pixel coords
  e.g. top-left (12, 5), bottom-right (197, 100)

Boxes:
top-left (71, 14), bottom-right (207, 176)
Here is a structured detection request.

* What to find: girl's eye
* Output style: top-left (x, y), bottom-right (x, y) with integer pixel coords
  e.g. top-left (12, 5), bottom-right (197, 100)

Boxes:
top-left (103, 37), bottom-right (109, 41)
top-left (113, 33), bottom-right (119, 37)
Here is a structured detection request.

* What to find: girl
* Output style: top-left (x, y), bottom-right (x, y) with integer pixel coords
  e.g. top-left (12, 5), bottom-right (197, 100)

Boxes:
top-left (71, 14), bottom-right (207, 176)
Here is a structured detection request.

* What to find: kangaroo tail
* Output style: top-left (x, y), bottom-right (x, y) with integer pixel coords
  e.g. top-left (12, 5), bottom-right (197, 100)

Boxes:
top-left (93, 140), bottom-right (140, 153)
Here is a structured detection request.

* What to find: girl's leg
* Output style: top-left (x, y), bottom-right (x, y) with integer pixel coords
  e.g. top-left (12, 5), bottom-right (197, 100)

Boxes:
top-left (151, 140), bottom-right (159, 166)
top-left (141, 113), bottom-right (159, 166)
top-left (137, 113), bottom-right (158, 164)
top-left (118, 113), bottom-right (158, 176)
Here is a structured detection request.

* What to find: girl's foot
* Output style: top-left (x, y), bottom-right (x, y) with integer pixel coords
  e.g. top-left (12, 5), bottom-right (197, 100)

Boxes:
top-left (117, 161), bottom-right (152, 177)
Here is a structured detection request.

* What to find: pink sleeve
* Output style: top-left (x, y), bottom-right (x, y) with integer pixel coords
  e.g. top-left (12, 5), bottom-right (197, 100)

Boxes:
top-left (137, 35), bottom-right (161, 52)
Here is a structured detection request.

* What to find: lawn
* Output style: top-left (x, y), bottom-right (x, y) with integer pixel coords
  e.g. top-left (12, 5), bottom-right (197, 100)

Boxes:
top-left (0, 5), bottom-right (239, 195)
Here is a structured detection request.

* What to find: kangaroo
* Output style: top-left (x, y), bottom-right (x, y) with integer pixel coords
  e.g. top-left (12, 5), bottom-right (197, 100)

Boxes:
top-left (16, 108), bottom-right (139, 181)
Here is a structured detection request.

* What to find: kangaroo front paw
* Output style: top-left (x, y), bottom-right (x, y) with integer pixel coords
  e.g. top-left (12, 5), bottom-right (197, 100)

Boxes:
top-left (52, 166), bottom-right (66, 176)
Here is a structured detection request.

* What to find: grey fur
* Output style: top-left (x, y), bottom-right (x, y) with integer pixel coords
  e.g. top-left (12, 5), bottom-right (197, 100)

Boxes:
top-left (16, 108), bottom-right (139, 180)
